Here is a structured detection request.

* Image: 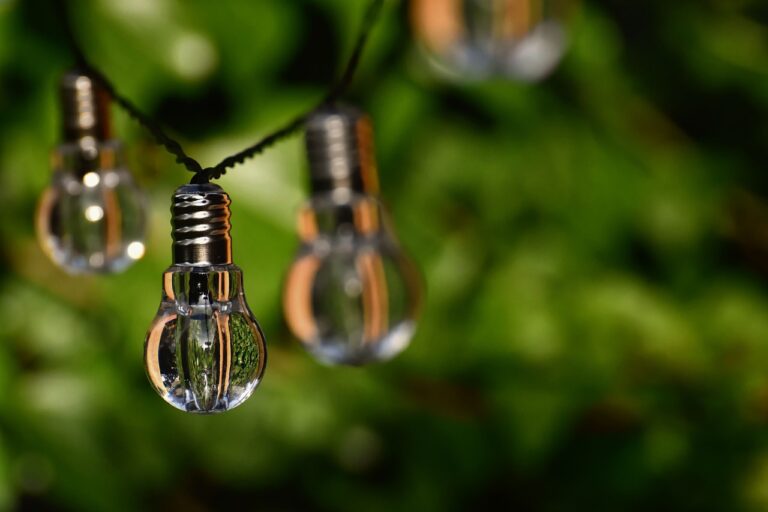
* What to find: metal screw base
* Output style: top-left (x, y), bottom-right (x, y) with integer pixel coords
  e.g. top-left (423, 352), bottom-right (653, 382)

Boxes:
top-left (60, 70), bottom-right (111, 142)
top-left (305, 106), bottom-right (379, 195)
top-left (171, 184), bottom-right (233, 266)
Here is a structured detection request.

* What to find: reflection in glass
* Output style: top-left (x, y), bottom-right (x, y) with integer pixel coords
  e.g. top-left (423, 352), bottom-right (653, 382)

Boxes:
top-left (145, 266), bottom-right (266, 413)
top-left (37, 142), bottom-right (147, 273)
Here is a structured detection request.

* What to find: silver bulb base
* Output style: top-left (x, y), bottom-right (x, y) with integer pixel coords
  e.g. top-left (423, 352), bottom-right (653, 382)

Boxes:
top-left (305, 106), bottom-right (379, 195)
top-left (60, 69), bottom-right (111, 142)
top-left (171, 183), bottom-right (233, 266)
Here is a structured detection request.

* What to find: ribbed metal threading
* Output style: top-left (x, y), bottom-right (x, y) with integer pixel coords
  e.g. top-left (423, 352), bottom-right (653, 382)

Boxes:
top-left (305, 105), bottom-right (379, 195)
top-left (171, 184), bottom-right (232, 266)
top-left (60, 70), bottom-right (112, 142)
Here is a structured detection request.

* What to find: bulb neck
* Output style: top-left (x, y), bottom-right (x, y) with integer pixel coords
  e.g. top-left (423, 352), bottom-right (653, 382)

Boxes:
top-left (60, 69), bottom-right (112, 143)
top-left (52, 139), bottom-right (124, 178)
top-left (171, 184), bottom-right (233, 266)
top-left (305, 105), bottom-right (380, 196)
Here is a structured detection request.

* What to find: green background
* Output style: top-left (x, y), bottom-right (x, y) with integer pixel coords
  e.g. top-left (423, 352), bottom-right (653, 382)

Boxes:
top-left (1, 0), bottom-right (768, 510)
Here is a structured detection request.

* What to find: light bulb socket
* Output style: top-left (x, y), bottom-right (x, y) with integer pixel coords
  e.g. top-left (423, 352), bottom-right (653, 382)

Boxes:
top-left (305, 105), bottom-right (380, 196)
top-left (60, 69), bottom-right (112, 143)
top-left (171, 184), bottom-right (233, 266)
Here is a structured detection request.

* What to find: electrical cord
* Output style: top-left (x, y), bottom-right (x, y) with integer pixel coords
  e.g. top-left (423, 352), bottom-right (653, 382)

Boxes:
top-left (58, 0), bottom-right (385, 183)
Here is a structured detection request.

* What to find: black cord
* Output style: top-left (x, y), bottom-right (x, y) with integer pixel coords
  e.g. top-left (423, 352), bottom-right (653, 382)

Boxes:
top-left (89, 66), bottom-right (204, 175)
top-left (192, 115), bottom-right (306, 184)
top-left (55, 0), bottom-right (87, 68)
top-left (60, 0), bottom-right (385, 183)
top-left (321, 0), bottom-right (384, 107)
top-left (192, 0), bottom-right (385, 184)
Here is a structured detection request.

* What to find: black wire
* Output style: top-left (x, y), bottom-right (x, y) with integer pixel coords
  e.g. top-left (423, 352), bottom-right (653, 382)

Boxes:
top-left (191, 115), bottom-right (307, 184)
top-left (320, 0), bottom-right (385, 106)
top-left (192, 0), bottom-right (385, 184)
top-left (57, 0), bottom-right (202, 173)
top-left (59, 0), bottom-right (385, 183)
top-left (55, 0), bottom-right (87, 68)
top-left (89, 67), bottom-right (204, 174)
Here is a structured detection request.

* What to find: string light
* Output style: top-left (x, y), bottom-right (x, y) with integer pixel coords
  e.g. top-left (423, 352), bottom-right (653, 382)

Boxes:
top-left (51, 0), bottom-right (387, 411)
top-left (283, 107), bottom-right (422, 365)
top-left (144, 184), bottom-right (266, 413)
top-left (36, 69), bottom-right (147, 274)
top-left (40, 0), bottom-right (563, 410)
top-left (410, 0), bottom-right (573, 82)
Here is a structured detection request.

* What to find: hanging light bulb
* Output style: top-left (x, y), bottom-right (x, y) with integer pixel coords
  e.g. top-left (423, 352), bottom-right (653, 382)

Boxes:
top-left (36, 69), bottom-right (147, 273)
top-left (410, 0), bottom-right (574, 82)
top-left (283, 106), bottom-right (422, 366)
top-left (144, 183), bottom-right (267, 413)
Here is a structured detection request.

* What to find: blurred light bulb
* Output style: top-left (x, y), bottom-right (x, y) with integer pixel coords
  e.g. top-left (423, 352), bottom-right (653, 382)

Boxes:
top-left (144, 184), bottom-right (266, 413)
top-left (410, 0), bottom-right (573, 82)
top-left (36, 70), bottom-right (147, 273)
top-left (283, 106), bottom-right (422, 366)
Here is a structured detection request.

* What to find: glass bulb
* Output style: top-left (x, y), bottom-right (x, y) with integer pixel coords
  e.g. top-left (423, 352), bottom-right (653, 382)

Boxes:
top-left (283, 107), bottom-right (422, 366)
top-left (36, 142), bottom-right (147, 273)
top-left (144, 184), bottom-right (266, 413)
top-left (36, 70), bottom-right (147, 273)
top-left (410, 0), bottom-right (574, 82)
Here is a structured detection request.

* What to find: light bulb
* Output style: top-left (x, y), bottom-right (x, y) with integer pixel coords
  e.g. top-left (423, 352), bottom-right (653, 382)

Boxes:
top-left (36, 70), bottom-right (147, 273)
top-left (283, 106), bottom-right (422, 366)
top-left (410, 0), bottom-right (573, 82)
top-left (144, 184), bottom-right (266, 413)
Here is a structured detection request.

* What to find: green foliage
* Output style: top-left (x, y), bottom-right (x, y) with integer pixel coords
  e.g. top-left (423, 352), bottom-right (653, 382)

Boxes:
top-left (229, 313), bottom-right (261, 388)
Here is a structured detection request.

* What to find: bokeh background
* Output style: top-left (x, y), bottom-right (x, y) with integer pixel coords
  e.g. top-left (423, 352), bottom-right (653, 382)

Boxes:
top-left (2, 0), bottom-right (768, 510)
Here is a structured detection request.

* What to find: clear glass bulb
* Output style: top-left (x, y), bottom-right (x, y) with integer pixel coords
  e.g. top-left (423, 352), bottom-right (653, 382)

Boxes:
top-left (36, 140), bottom-right (147, 273)
top-left (36, 70), bottom-right (147, 274)
top-left (284, 193), bottom-right (421, 365)
top-left (284, 106), bottom-right (422, 366)
top-left (144, 184), bottom-right (266, 413)
top-left (410, 0), bottom-right (574, 82)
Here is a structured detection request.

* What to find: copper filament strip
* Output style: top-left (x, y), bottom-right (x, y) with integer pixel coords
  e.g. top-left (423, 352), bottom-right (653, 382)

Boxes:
top-left (358, 251), bottom-right (389, 344)
top-left (145, 315), bottom-right (176, 393)
top-left (284, 255), bottom-right (322, 343)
